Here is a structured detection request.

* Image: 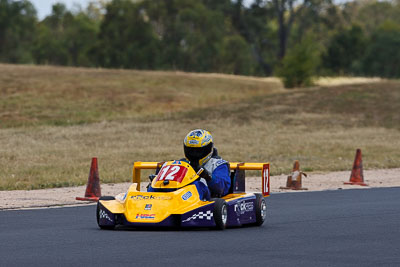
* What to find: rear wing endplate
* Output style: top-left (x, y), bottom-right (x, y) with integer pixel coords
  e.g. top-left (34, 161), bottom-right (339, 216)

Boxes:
top-left (132, 162), bottom-right (270, 197)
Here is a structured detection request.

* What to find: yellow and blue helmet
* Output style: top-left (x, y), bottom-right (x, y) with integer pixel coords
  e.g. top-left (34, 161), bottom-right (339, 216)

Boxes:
top-left (183, 129), bottom-right (213, 167)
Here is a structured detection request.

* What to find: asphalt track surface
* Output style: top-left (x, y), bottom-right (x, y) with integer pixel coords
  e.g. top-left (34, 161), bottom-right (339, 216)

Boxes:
top-left (1, 188), bottom-right (400, 267)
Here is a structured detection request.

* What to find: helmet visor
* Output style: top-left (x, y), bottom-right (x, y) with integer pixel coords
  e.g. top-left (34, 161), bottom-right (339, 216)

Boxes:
top-left (184, 142), bottom-right (213, 162)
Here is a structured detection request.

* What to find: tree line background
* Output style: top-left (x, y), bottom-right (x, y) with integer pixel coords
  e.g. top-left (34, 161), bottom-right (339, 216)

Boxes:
top-left (1, 0), bottom-right (400, 87)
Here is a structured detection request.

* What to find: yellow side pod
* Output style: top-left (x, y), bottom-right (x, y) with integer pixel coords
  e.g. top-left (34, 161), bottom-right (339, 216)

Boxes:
top-left (132, 161), bottom-right (270, 197)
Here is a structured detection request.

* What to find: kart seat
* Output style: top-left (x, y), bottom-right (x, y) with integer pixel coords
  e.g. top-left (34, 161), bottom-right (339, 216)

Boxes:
top-left (228, 166), bottom-right (246, 194)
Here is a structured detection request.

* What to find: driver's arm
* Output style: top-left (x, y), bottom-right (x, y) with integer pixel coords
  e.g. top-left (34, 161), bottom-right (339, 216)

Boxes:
top-left (207, 164), bottom-right (231, 197)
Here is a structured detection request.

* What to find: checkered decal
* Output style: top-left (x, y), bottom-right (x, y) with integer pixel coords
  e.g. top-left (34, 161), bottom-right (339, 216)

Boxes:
top-left (182, 210), bottom-right (213, 222)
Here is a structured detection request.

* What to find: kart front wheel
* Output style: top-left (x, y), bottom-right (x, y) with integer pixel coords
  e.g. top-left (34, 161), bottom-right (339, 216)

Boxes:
top-left (254, 193), bottom-right (267, 226)
top-left (213, 198), bottom-right (228, 230)
top-left (96, 196), bottom-right (115, 230)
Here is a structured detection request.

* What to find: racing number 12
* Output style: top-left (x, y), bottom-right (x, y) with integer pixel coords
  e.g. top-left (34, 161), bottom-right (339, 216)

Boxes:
top-left (158, 165), bottom-right (181, 181)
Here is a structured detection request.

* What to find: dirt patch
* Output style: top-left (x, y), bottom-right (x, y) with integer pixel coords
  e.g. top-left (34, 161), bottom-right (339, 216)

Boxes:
top-left (1, 168), bottom-right (399, 210)
top-left (247, 168), bottom-right (400, 192)
top-left (315, 77), bottom-right (383, 87)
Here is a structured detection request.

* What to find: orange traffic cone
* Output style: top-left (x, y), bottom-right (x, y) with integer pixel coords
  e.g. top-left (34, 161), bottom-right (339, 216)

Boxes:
top-left (344, 149), bottom-right (368, 186)
top-left (280, 160), bottom-right (308, 190)
top-left (76, 157), bottom-right (102, 201)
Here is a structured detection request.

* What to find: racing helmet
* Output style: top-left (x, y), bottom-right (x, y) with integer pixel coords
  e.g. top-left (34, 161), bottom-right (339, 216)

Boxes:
top-left (183, 129), bottom-right (214, 167)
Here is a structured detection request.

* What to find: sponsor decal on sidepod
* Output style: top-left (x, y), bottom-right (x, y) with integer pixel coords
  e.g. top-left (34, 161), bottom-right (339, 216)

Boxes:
top-left (234, 200), bottom-right (254, 216)
top-left (182, 191), bottom-right (192, 201)
top-left (131, 195), bottom-right (172, 201)
top-left (136, 214), bottom-right (155, 219)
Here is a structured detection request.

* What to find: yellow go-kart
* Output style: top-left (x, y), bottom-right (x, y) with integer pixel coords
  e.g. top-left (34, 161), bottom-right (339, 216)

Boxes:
top-left (97, 160), bottom-right (270, 230)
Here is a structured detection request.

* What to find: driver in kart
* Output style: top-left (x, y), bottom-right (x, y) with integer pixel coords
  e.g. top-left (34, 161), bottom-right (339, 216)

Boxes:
top-left (147, 129), bottom-right (231, 201)
top-left (182, 129), bottom-right (231, 200)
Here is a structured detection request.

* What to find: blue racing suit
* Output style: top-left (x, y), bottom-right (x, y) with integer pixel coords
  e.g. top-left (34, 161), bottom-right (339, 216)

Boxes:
top-left (200, 156), bottom-right (231, 199)
top-left (147, 155), bottom-right (231, 201)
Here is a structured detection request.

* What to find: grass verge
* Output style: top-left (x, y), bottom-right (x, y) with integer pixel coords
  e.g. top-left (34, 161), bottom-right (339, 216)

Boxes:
top-left (0, 64), bottom-right (399, 190)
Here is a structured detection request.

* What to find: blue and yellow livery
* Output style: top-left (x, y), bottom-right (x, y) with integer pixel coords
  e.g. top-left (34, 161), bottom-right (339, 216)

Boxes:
top-left (97, 161), bottom-right (270, 230)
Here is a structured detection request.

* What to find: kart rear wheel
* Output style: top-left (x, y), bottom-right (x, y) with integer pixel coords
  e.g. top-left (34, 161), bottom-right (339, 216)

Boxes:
top-left (213, 198), bottom-right (228, 230)
top-left (254, 193), bottom-right (267, 226)
top-left (96, 196), bottom-right (115, 230)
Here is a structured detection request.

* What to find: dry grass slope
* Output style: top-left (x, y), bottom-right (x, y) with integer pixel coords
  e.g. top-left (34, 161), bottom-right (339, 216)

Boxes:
top-left (0, 64), bottom-right (399, 190)
top-left (0, 64), bottom-right (281, 128)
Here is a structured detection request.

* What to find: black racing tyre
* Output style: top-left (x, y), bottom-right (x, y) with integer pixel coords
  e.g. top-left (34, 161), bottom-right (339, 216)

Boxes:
top-left (96, 196), bottom-right (115, 230)
top-left (99, 196), bottom-right (116, 201)
top-left (254, 193), bottom-right (267, 226)
top-left (213, 198), bottom-right (228, 230)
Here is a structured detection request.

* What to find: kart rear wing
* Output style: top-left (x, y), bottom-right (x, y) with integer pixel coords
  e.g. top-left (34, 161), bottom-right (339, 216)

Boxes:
top-left (132, 162), bottom-right (270, 197)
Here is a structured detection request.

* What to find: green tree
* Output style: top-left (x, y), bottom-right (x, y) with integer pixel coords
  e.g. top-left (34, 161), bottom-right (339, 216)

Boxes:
top-left (142, 0), bottom-right (230, 72)
top-left (230, 0), bottom-right (276, 75)
top-left (322, 25), bottom-right (366, 74)
top-left (218, 35), bottom-right (254, 75)
top-left (169, 1), bottom-right (227, 72)
top-left (32, 22), bottom-right (68, 65)
top-left (229, 0), bottom-right (334, 76)
top-left (95, 0), bottom-right (242, 73)
top-left (95, 0), bottom-right (161, 69)
top-left (291, 0), bottom-right (341, 48)
top-left (32, 3), bottom-right (99, 66)
top-left (64, 12), bottom-right (99, 66)
top-left (270, 0), bottom-right (332, 60)
top-left (32, 4), bottom-right (70, 65)
top-left (361, 21), bottom-right (400, 78)
top-left (355, 1), bottom-right (400, 35)
top-left (0, 0), bottom-right (37, 63)
top-left (277, 35), bottom-right (320, 88)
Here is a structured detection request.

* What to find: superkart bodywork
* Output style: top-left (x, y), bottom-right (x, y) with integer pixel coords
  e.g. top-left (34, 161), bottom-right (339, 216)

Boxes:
top-left (97, 161), bottom-right (270, 230)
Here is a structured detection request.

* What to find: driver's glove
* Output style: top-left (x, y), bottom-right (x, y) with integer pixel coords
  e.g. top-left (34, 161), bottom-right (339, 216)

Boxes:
top-left (199, 169), bottom-right (212, 182)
